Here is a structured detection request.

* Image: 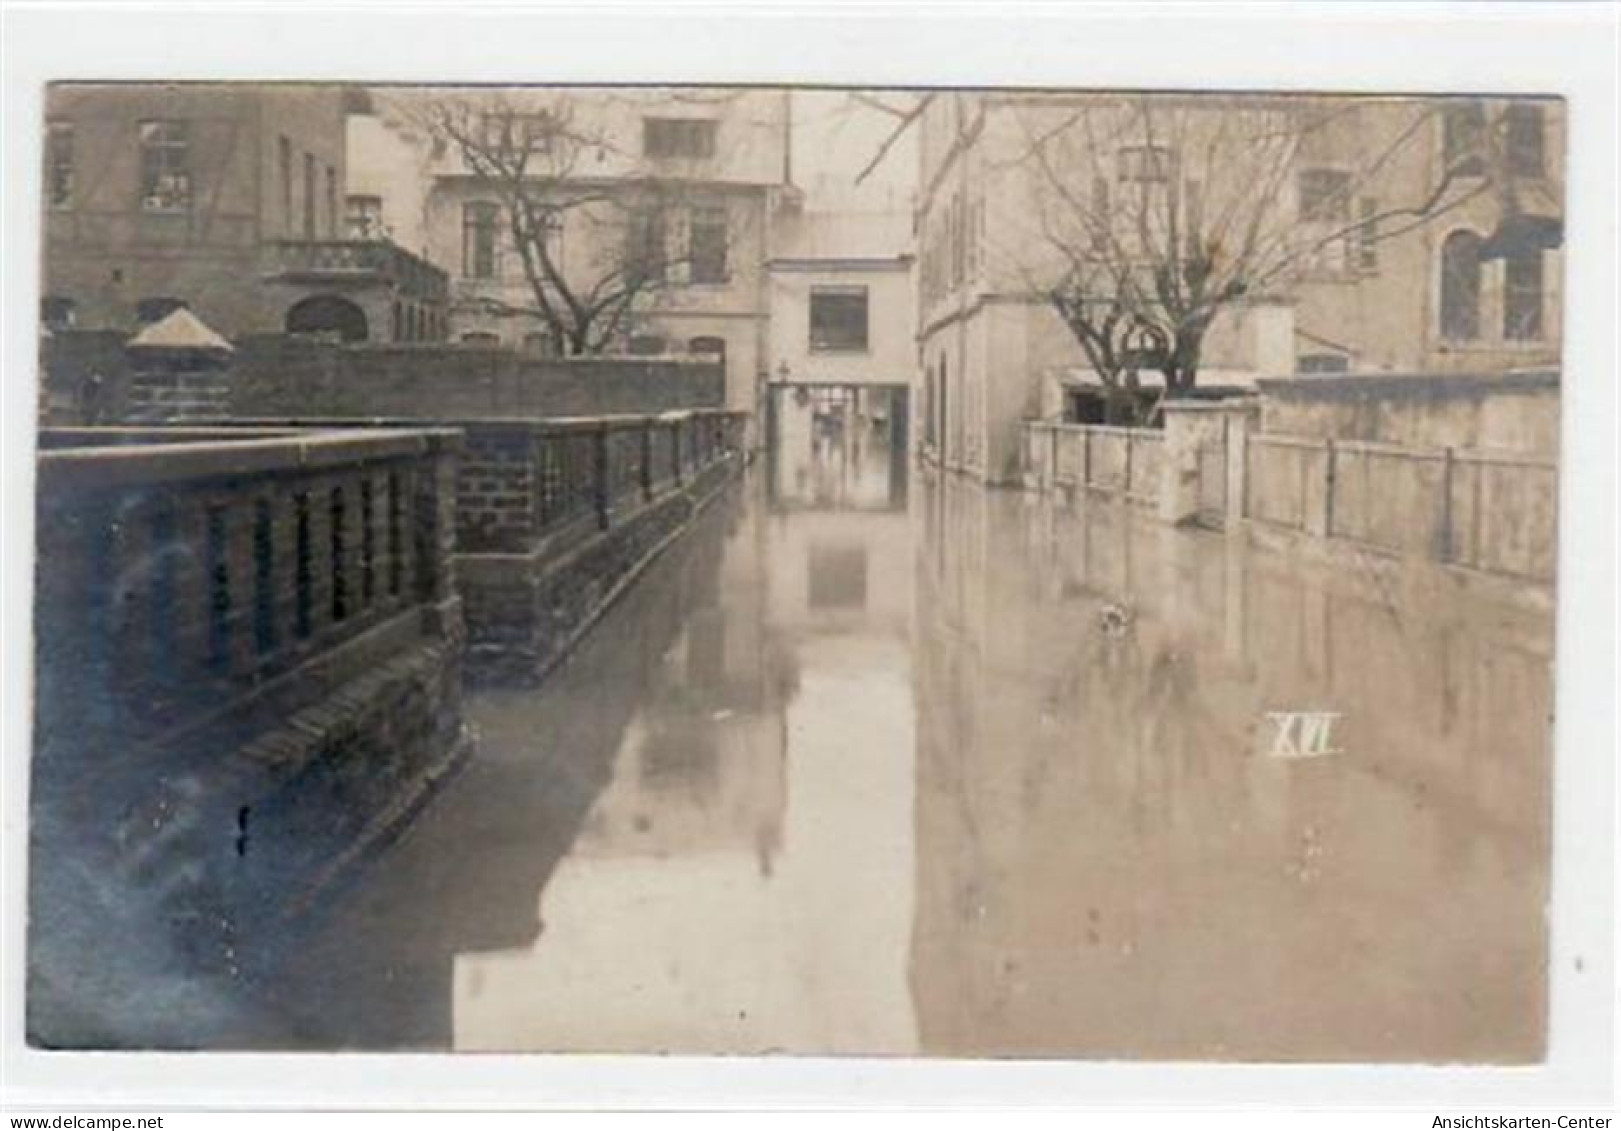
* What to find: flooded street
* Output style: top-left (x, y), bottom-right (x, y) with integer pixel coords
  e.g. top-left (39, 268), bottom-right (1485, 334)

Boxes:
top-left (247, 423), bottom-right (1553, 1062)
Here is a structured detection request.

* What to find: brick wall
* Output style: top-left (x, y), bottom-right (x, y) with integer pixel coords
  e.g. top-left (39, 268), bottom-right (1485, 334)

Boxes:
top-left (229, 337), bottom-right (725, 419)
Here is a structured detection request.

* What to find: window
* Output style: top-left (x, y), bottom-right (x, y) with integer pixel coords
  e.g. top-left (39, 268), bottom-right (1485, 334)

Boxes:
top-left (1089, 176), bottom-right (1110, 249)
top-left (1356, 197), bottom-right (1380, 271)
top-left (346, 194), bottom-right (384, 239)
top-left (1442, 101), bottom-right (1487, 177)
top-left (136, 296), bottom-right (187, 324)
top-left (1439, 230), bottom-right (1483, 341)
top-left (1299, 352), bottom-right (1351, 374)
top-left (1503, 250), bottom-right (1544, 340)
top-left (278, 136), bottom-right (292, 232)
top-left (462, 201), bottom-right (499, 278)
top-left (689, 336), bottom-right (726, 361)
top-left (809, 286), bottom-right (869, 353)
top-left (522, 331), bottom-right (557, 355)
top-left (46, 122), bottom-right (74, 209)
top-left (482, 112), bottom-right (555, 155)
top-left (688, 204), bottom-right (728, 284)
top-left (627, 334), bottom-right (666, 356)
top-left (460, 330), bottom-right (500, 346)
top-left (1298, 168), bottom-right (1351, 222)
top-left (302, 153), bottom-right (317, 240)
top-left (1117, 144), bottom-right (1174, 184)
top-left (138, 120), bottom-right (191, 211)
top-left (41, 295), bottom-right (76, 329)
top-left (626, 206), bottom-right (667, 283)
top-left (1505, 103), bottom-right (1545, 178)
top-left (643, 118), bottom-right (717, 160)
top-left (326, 166), bottom-right (337, 238)
top-left (1182, 178), bottom-right (1204, 253)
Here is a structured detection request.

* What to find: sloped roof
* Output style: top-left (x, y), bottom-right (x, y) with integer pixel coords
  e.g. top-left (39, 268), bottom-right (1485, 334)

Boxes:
top-left (127, 307), bottom-right (235, 353)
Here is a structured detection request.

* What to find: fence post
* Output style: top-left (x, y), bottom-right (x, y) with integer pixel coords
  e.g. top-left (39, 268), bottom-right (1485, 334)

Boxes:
top-left (1319, 438), bottom-right (1336, 539)
top-left (1082, 428), bottom-right (1093, 491)
top-left (1048, 425), bottom-right (1059, 492)
top-left (671, 419), bottom-right (684, 487)
top-left (593, 423), bottom-right (611, 530)
top-left (1224, 399), bottom-right (1258, 530)
top-left (1439, 446), bottom-right (1455, 563)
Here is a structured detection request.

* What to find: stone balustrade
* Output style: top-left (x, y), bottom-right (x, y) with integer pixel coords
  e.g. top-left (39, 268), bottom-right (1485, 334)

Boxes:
top-left (29, 424), bottom-right (468, 1041)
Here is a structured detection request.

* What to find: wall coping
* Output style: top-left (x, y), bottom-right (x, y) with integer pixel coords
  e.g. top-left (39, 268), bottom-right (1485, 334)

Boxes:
top-left (39, 426), bottom-right (464, 490)
top-left (222, 409), bottom-right (745, 435)
top-left (1254, 370), bottom-right (1560, 400)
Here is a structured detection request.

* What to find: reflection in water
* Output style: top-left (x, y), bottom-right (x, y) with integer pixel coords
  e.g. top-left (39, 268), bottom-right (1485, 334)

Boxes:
top-left (452, 453), bottom-right (917, 1053)
top-left (230, 440), bottom-right (1551, 1061)
top-left (911, 481), bottom-right (1551, 1062)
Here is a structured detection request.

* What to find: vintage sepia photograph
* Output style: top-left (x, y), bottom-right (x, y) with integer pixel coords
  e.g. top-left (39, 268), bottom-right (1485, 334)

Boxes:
top-left (24, 75), bottom-right (1570, 1064)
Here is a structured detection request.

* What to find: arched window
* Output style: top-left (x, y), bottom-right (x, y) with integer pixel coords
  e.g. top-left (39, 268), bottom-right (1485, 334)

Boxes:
top-left (1439, 230), bottom-right (1482, 342)
top-left (136, 296), bottom-right (187, 324)
top-left (688, 336), bottom-right (726, 362)
top-left (285, 294), bottom-right (368, 342)
top-left (460, 331), bottom-right (499, 346)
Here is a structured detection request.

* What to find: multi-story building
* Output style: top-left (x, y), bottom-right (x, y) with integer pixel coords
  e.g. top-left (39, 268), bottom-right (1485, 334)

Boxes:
top-left (40, 82), bottom-right (447, 345)
top-left (362, 87), bottom-right (793, 422)
top-left (914, 92), bottom-right (1565, 485)
top-left (765, 205), bottom-right (918, 509)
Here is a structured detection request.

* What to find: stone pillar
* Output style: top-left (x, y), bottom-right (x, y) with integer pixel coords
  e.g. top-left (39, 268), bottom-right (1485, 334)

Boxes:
top-left (123, 309), bottom-right (236, 423)
top-left (1158, 400), bottom-right (1224, 526)
top-left (1223, 398), bottom-right (1262, 531)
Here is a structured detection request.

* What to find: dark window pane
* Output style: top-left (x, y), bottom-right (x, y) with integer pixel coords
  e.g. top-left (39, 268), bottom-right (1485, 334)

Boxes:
top-left (1505, 103), bottom-right (1545, 178)
top-left (136, 296), bottom-right (187, 323)
top-left (809, 287), bottom-right (869, 352)
top-left (1117, 145), bottom-right (1174, 184)
top-left (643, 118), bottom-right (717, 159)
top-left (689, 205), bottom-right (728, 284)
top-left (1503, 250), bottom-right (1544, 340)
top-left (1442, 101), bottom-right (1486, 177)
top-left (1298, 168), bottom-right (1351, 222)
top-left (138, 120), bottom-right (191, 210)
top-left (463, 202), bottom-right (499, 278)
top-left (626, 207), bottom-right (667, 283)
top-left (1440, 229), bottom-right (1482, 341)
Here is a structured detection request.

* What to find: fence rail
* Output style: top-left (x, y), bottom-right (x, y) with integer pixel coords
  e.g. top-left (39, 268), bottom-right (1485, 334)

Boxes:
top-left (1243, 432), bottom-right (1557, 583)
top-left (1023, 416), bottom-right (1556, 587)
top-left (1026, 421), bottom-right (1165, 509)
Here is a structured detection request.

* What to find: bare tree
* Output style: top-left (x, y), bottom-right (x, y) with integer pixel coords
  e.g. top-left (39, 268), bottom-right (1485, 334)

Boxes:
top-left (396, 90), bottom-right (726, 355)
top-left (859, 92), bottom-right (1541, 426)
top-left (1009, 95), bottom-right (1512, 423)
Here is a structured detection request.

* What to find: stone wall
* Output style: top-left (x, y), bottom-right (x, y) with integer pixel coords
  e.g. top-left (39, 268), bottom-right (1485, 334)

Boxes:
top-left (29, 425), bottom-right (467, 1047)
top-left (1255, 371), bottom-right (1560, 455)
top-left (229, 337), bottom-right (726, 420)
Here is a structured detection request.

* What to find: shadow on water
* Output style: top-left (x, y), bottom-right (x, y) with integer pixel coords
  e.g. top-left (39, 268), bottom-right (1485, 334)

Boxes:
top-left (220, 481), bottom-right (755, 1049)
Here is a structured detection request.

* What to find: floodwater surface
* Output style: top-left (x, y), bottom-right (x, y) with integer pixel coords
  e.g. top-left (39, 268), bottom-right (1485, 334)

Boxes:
top-left (247, 423), bottom-right (1553, 1061)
